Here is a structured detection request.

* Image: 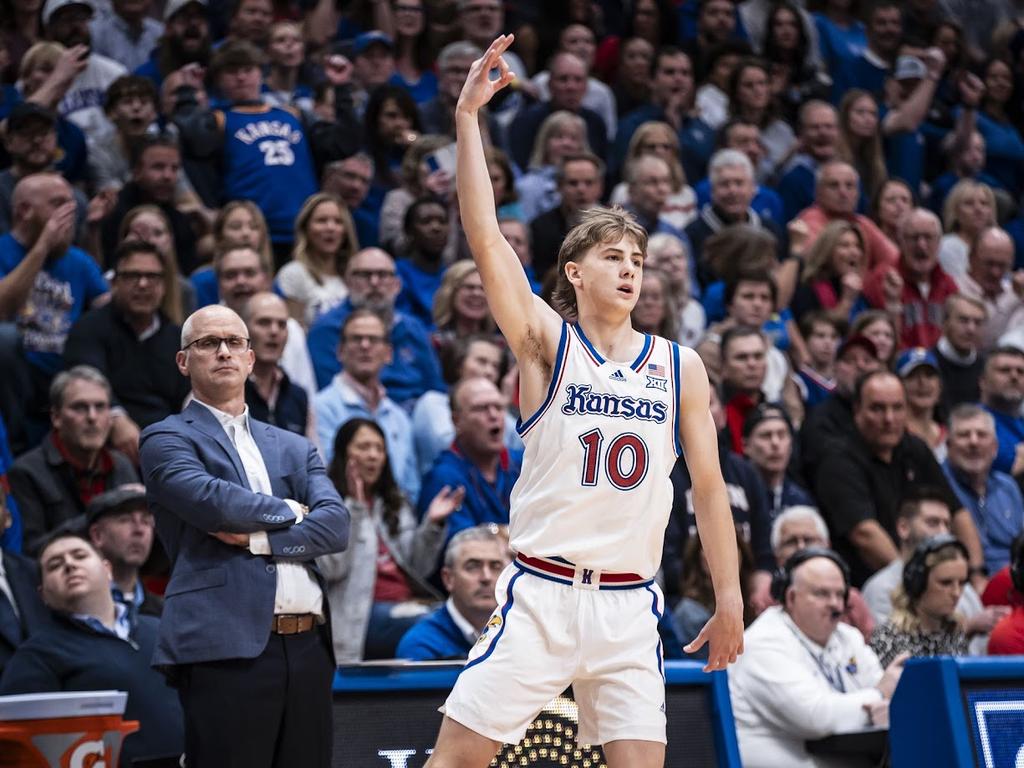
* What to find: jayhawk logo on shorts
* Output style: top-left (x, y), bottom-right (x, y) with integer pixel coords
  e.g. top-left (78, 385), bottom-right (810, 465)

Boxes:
top-left (475, 614), bottom-right (503, 645)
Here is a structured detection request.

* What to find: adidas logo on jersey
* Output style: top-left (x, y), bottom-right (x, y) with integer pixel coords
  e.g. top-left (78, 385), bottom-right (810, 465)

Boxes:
top-left (609, 369), bottom-right (627, 382)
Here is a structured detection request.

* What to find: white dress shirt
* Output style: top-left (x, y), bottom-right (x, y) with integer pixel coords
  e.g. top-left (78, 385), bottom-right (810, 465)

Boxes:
top-left (195, 399), bottom-right (322, 616)
top-left (729, 606), bottom-right (885, 768)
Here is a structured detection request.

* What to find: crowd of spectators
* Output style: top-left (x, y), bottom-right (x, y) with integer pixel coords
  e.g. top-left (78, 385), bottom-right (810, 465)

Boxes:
top-left (2, 0), bottom-right (1024, 763)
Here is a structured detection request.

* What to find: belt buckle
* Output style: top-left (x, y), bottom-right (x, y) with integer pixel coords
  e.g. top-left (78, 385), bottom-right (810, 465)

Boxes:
top-left (573, 565), bottom-right (601, 591)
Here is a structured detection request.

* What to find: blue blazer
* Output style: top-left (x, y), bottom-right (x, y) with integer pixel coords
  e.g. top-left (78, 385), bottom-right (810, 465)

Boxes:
top-left (139, 401), bottom-right (350, 667)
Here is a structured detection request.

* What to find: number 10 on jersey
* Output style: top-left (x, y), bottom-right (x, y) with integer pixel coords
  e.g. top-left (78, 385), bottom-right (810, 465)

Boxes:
top-left (578, 429), bottom-right (650, 491)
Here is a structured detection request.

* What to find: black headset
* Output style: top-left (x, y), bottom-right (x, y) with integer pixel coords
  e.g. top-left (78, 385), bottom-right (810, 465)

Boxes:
top-left (1010, 532), bottom-right (1024, 595)
top-left (770, 547), bottom-right (851, 606)
top-left (902, 534), bottom-right (970, 600)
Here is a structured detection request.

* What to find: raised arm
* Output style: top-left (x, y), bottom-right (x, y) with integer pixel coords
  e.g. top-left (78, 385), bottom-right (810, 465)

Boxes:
top-left (455, 35), bottom-right (561, 360)
top-left (675, 347), bottom-right (744, 671)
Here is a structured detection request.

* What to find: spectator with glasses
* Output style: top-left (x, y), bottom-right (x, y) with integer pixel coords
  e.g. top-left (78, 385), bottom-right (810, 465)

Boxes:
top-left (308, 247), bottom-right (444, 406)
top-left (10, 366), bottom-right (137, 553)
top-left (64, 240), bottom-right (190, 441)
top-left (314, 308), bottom-right (419, 503)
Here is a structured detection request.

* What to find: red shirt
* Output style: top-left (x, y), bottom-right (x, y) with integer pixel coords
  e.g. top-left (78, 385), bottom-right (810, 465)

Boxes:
top-left (988, 608), bottom-right (1024, 655)
top-left (864, 262), bottom-right (959, 350)
top-left (373, 537), bottom-right (413, 603)
top-left (981, 566), bottom-right (1021, 607)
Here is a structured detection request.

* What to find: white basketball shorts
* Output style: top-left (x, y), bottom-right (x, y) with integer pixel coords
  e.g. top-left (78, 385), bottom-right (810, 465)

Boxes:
top-left (443, 555), bottom-right (668, 746)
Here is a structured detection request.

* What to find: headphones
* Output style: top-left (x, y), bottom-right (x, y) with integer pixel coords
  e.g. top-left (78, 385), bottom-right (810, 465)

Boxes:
top-left (1010, 532), bottom-right (1024, 595)
top-left (770, 547), bottom-right (851, 607)
top-left (902, 534), bottom-right (970, 600)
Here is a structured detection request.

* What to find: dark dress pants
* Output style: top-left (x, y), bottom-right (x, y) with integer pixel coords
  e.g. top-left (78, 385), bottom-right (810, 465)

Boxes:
top-left (177, 625), bottom-right (334, 768)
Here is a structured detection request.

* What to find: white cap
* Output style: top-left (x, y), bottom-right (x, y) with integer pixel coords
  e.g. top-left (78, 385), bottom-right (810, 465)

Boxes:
top-left (41, 0), bottom-right (94, 26)
top-left (163, 0), bottom-right (207, 22)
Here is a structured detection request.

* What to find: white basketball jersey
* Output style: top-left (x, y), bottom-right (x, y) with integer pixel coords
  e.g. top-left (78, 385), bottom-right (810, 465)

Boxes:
top-left (510, 321), bottom-right (682, 578)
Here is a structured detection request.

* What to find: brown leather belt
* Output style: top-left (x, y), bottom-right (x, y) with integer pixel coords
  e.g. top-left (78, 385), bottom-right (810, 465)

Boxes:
top-left (271, 613), bottom-right (318, 635)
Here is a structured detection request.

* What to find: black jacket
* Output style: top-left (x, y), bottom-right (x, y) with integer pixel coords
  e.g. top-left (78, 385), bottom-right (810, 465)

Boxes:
top-left (0, 549), bottom-right (52, 679)
top-left (63, 303), bottom-right (190, 429)
top-left (100, 181), bottom-right (199, 273)
top-left (10, 436), bottom-right (138, 554)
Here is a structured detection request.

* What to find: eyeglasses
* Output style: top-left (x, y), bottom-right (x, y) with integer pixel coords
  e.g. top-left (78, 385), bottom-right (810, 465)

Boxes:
top-left (116, 270), bottom-right (165, 284)
top-left (394, 3), bottom-right (423, 12)
top-left (349, 269), bottom-right (396, 282)
top-left (183, 335), bottom-right (251, 354)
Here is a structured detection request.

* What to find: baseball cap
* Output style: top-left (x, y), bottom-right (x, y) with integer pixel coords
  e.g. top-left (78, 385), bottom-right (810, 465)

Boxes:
top-left (896, 347), bottom-right (940, 377)
top-left (5, 102), bottom-right (57, 133)
top-left (893, 55), bottom-right (927, 81)
top-left (42, 0), bottom-right (94, 26)
top-left (741, 402), bottom-right (793, 439)
top-left (164, 0), bottom-right (207, 22)
top-left (837, 334), bottom-right (879, 361)
top-left (86, 483), bottom-right (147, 526)
top-left (354, 31), bottom-right (394, 56)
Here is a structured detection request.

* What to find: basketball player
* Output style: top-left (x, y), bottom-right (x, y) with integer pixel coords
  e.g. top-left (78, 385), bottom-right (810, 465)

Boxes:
top-left (424, 36), bottom-right (744, 768)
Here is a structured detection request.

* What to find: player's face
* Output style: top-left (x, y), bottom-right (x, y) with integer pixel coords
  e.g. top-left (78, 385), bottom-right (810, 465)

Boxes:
top-left (444, 539), bottom-right (509, 616)
top-left (569, 234), bottom-right (644, 316)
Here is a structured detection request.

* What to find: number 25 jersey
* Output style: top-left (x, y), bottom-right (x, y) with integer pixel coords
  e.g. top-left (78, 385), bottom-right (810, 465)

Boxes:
top-left (510, 321), bottom-right (683, 579)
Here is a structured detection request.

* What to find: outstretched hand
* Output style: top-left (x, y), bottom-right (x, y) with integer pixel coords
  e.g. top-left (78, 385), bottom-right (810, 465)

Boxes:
top-left (456, 34), bottom-right (517, 115)
top-left (684, 600), bottom-right (744, 672)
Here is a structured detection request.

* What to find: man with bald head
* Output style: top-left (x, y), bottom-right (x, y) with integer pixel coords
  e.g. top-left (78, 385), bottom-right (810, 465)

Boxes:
top-left (507, 51), bottom-right (608, 169)
top-left (0, 173), bottom-right (109, 452)
top-left (865, 208), bottom-right (960, 349)
top-left (307, 247), bottom-right (444, 406)
top-left (954, 227), bottom-right (1024, 349)
top-left (418, 376), bottom-right (520, 543)
top-left (814, 370), bottom-right (983, 586)
top-left (794, 160), bottom-right (899, 271)
top-left (139, 304), bottom-right (349, 768)
top-left (730, 549), bottom-right (903, 768)
top-left (242, 292), bottom-right (313, 441)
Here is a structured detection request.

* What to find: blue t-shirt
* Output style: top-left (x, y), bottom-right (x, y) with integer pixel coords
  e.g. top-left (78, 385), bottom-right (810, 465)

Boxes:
top-left (395, 603), bottom-right (472, 661)
top-left (928, 171), bottom-right (1004, 214)
top-left (307, 299), bottom-right (445, 404)
top-left (416, 446), bottom-right (520, 541)
top-left (0, 234), bottom-right (108, 374)
top-left (395, 258), bottom-right (446, 330)
top-left (389, 70), bottom-right (439, 105)
top-left (220, 105), bottom-right (318, 243)
top-left (814, 13), bottom-right (867, 75)
top-left (190, 267), bottom-right (219, 308)
top-left (880, 105), bottom-right (926, 195)
top-left (972, 109), bottom-right (1024, 199)
top-left (986, 406), bottom-right (1024, 476)
top-left (830, 51), bottom-right (888, 104)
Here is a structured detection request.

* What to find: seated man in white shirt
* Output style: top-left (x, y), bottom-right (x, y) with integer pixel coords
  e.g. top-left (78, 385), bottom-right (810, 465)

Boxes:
top-left (729, 548), bottom-right (906, 768)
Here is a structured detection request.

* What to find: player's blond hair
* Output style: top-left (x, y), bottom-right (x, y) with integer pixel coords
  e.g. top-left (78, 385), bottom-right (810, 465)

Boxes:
top-left (552, 207), bottom-right (648, 318)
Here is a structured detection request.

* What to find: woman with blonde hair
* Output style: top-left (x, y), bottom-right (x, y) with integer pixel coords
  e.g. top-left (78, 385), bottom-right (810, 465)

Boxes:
top-left (515, 110), bottom-right (589, 221)
top-left (791, 220), bottom-right (868, 323)
top-left (870, 535), bottom-right (970, 666)
top-left (609, 121), bottom-right (697, 229)
top-left (430, 260), bottom-right (498, 360)
top-left (192, 201), bottom-right (274, 307)
top-left (838, 89), bottom-right (887, 201)
top-left (118, 205), bottom-right (191, 323)
top-left (279, 192), bottom-right (358, 325)
top-left (938, 179), bottom-right (997, 278)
